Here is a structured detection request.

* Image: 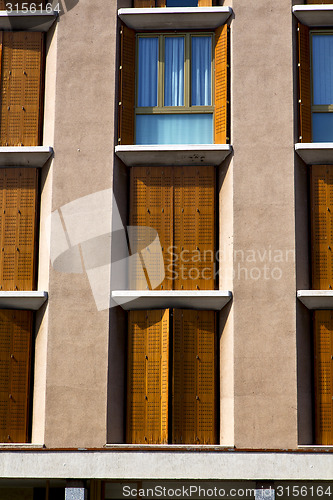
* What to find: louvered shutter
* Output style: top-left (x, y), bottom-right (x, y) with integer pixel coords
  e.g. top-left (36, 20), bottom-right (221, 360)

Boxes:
top-left (129, 167), bottom-right (173, 290)
top-left (0, 168), bottom-right (37, 291)
top-left (0, 32), bottom-right (44, 147)
top-left (198, 0), bottom-right (212, 5)
top-left (214, 25), bottom-right (228, 144)
top-left (298, 23), bottom-right (311, 143)
top-left (310, 165), bottom-right (333, 290)
top-left (306, 0), bottom-right (333, 3)
top-left (173, 309), bottom-right (216, 444)
top-left (127, 309), bottom-right (169, 444)
top-left (173, 167), bottom-right (215, 290)
top-left (118, 24), bottom-right (135, 146)
top-left (314, 311), bottom-right (333, 445)
top-left (0, 310), bottom-right (32, 443)
top-left (134, 0), bottom-right (155, 6)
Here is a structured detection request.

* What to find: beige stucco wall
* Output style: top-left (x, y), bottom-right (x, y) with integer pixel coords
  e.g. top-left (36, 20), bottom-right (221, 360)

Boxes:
top-left (231, 0), bottom-right (298, 448)
top-left (41, 0), bottom-right (118, 447)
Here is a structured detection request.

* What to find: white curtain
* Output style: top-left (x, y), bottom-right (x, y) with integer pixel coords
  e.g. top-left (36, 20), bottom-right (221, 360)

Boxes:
top-left (138, 37), bottom-right (158, 107)
top-left (164, 37), bottom-right (184, 106)
top-left (312, 34), bottom-right (333, 106)
top-left (191, 36), bottom-right (211, 106)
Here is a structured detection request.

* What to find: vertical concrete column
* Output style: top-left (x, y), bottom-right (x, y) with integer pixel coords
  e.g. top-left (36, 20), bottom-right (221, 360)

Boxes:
top-left (65, 481), bottom-right (87, 500)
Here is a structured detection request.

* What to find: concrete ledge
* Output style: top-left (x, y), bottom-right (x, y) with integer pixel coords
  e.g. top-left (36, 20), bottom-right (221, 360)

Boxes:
top-left (115, 145), bottom-right (233, 167)
top-left (0, 450), bottom-right (331, 479)
top-left (118, 7), bottom-right (232, 31)
top-left (0, 146), bottom-right (53, 168)
top-left (297, 290), bottom-right (333, 309)
top-left (295, 143), bottom-right (333, 165)
top-left (0, 291), bottom-right (48, 310)
top-left (0, 11), bottom-right (57, 31)
top-left (292, 5), bottom-right (333, 27)
top-left (0, 443), bottom-right (44, 449)
top-left (111, 290), bottom-right (232, 311)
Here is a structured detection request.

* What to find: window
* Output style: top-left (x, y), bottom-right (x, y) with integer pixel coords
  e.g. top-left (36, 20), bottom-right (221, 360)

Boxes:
top-left (136, 34), bottom-right (213, 144)
top-left (129, 166), bottom-right (216, 291)
top-left (166, 0), bottom-right (198, 5)
top-left (311, 31), bottom-right (333, 142)
top-left (126, 308), bottom-right (217, 444)
top-left (118, 24), bottom-right (227, 146)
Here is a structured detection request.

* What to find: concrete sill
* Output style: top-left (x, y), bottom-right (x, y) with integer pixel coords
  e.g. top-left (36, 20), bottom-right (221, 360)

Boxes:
top-left (0, 146), bottom-right (53, 168)
top-left (292, 5), bottom-right (333, 27)
top-left (118, 7), bottom-right (232, 31)
top-left (295, 143), bottom-right (333, 165)
top-left (0, 291), bottom-right (48, 310)
top-left (297, 290), bottom-right (333, 309)
top-left (111, 290), bottom-right (232, 311)
top-left (0, 11), bottom-right (57, 31)
top-left (115, 145), bottom-right (233, 167)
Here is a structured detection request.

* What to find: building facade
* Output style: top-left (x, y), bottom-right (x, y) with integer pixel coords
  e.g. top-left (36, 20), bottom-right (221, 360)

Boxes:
top-left (0, 0), bottom-right (331, 499)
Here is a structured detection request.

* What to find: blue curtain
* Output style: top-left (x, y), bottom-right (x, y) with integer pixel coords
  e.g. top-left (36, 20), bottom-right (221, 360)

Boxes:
top-left (164, 37), bottom-right (184, 106)
top-left (191, 36), bottom-right (211, 106)
top-left (138, 37), bottom-right (158, 107)
top-left (312, 34), bottom-right (333, 106)
top-left (166, 0), bottom-right (198, 6)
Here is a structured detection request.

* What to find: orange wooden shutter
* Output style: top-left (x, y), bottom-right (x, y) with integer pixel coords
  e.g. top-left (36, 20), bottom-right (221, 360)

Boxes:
top-left (127, 309), bottom-right (169, 444)
top-left (310, 165), bottom-right (333, 290)
top-left (129, 167), bottom-right (173, 290)
top-left (0, 310), bottom-right (32, 443)
top-left (298, 23), bottom-right (311, 143)
top-left (198, 0), bottom-right (212, 5)
top-left (313, 311), bottom-right (333, 445)
top-left (306, 0), bottom-right (333, 3)
top-left (173, 167), bottom-right (215, 290)
top-left (173, 309), bottom-right (217, 444)
top-left (214, 24), bottom-right (228, 144)
top-left (134, 0), bottom-right (155, 6)
top-left (0, 168), bottom-right (38, 291)
top-left (118, 24), bottom-right (135, 146)
top-left (0, 32), bottom-right (44, 147)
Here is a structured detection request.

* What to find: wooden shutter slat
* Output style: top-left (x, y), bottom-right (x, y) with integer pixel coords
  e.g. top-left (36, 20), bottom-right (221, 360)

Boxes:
top-left (198, 0), bottom-right (212, 5)
top-left (173, 166), bottom-right (215, 290)
top-left (0, 32), bottom-right (44, 147)
top-left (134, 0), bottom-right (155, 6)
top-left (305, 0), bottom-right (332, 3)
top-left (214, 24), bottom-right (227, 144)
top-left (314, 311), bottom-right (333, 445)
top-left (129, 167), bottom-right (173, 290)
top-left (127, 309), bottom-right (169, 444)
top-left (298, 23), bottom-right (311, 143)
top-left (310, 165), bottom-right (333, 290)
top-left (0, 168), bottom-right (37, 291)
top-left (118, 24), bottom-right (135, 146)
top-left (0, 309), bottom-right (32, 443)
top-left (173, 309), bottom-right (216, 444)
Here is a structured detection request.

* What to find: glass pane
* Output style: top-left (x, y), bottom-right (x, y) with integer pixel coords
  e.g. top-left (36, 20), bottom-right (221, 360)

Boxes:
top-left (191, 36), bottom-right (212, 106)
top-left (136, 114), bottom-right (213, 144)
top-left (312, 34), bottom-right (333, 105)
top-left (164, 37), bottom-right (184, 106)
top-left (166, 0), bottom-right (198, 6)
top-left (138, 37), bottom-right (158, 107)
top-left (312, 113), bottom-right (333, 142)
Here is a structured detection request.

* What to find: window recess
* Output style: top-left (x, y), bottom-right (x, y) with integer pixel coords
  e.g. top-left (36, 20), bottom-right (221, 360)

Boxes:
top-left (118, 23), bottom-right (228, 145)
top-left (126, 308), bottom-right (217, 445)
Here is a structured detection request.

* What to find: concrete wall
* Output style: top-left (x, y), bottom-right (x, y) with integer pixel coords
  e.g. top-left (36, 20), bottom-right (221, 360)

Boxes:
top-left (33, 0), bottom-right (312, 449)
top-left (41, 0), bottom-right (118, 447)
top-left (231, 0), bottom-right (298, 448)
